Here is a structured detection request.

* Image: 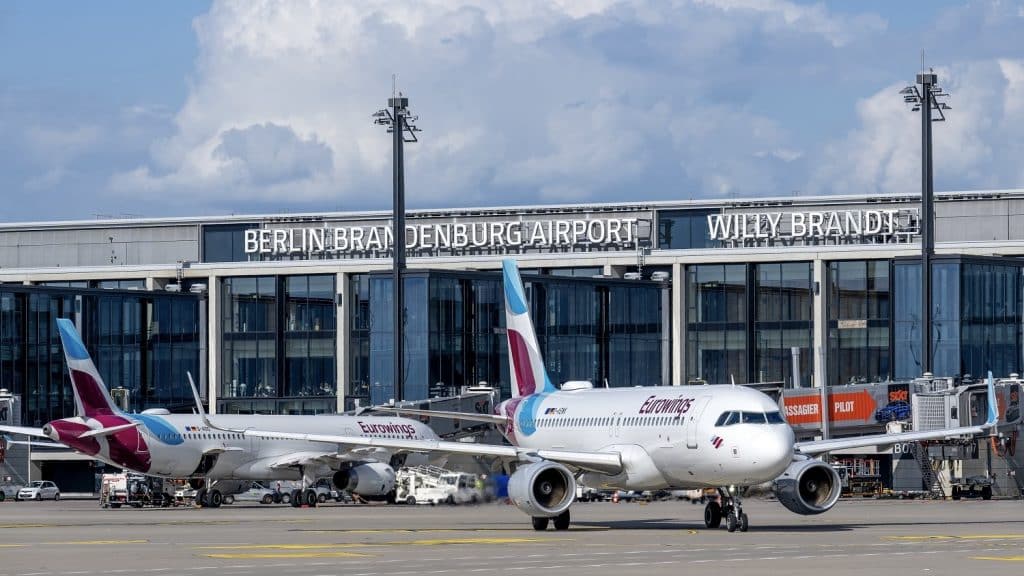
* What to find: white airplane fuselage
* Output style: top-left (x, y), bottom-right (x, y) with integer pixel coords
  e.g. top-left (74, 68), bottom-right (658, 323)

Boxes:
top-left (44, 413), bottom-right (438, 480)
top-left (501, 385), bottom-right (795, 490)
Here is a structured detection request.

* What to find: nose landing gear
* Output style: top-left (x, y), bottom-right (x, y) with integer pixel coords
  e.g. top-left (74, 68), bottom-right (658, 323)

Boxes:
top-left (703, 486), bottom-right (748, 532)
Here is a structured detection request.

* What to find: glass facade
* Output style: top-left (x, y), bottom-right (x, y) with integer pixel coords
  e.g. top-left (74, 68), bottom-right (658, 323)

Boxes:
top-left (657, 209), bottom-right (718, 249)
top-left (894, 257), bottom-right (1022, 380)
top-left (0, 285), bottom-right (200, 426)
top-left (348, 271), bottom-right (665, 409)
top-left (202, 223), bottom-right (259, 263)
top-left (829, 260), bottom-right (891, 385)
top-left (686, 264), bottom-right (747, 384)
top-left (755, 263), bottom-right (813, 387)
top-left (220, 275), bottom-right (337, 414)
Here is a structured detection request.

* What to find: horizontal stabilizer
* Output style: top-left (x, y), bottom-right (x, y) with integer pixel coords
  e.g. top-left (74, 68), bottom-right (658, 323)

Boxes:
top-left (0, 425), bottom-right (50, 439)
top-left (78, 421), bottom-right (142, 439)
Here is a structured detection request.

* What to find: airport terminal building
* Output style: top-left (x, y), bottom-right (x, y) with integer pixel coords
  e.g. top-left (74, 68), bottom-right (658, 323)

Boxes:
top-left (4, 188), bottom-right (1024, 493)
top-left (3, 189), bottom-right (1024, 423)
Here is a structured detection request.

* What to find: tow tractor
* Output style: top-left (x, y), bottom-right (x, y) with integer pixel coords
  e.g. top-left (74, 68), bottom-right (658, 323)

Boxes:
top-left (950, 475), bottom-right (994, 500)
top-left (396, 465), bottom-right (482, 505)
top-left (100, 473), bottom-right (174, 508)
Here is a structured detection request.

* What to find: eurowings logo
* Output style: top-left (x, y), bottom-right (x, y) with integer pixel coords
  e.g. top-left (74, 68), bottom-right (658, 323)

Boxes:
top-left (710, 435), bottom-right (724, 449)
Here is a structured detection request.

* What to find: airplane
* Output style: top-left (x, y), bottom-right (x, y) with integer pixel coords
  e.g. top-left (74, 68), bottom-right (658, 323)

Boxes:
top-left (0, 318), bottom-right (442, 508)
top-left (207, 258), bottom-right (1001, 532)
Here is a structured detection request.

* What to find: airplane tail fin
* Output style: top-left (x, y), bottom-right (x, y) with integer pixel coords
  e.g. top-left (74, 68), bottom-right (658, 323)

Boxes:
top-left (502, 259), bottom-right (557, 398)
top-left (55, 318), bottom-right (121, 418)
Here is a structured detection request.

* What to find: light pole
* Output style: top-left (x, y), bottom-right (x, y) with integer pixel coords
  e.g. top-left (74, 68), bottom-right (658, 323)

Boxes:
top-left (900, 69), bottom-right (951, 375)
top-left (374, 86), bottom-right (420, 403)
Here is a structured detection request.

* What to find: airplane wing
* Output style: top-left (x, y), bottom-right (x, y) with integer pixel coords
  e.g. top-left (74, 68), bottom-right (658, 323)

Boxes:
top-left (0, 425), bottom-right (50, 439)
top-left (795, 373), bottom-right (1000, 457)
top-left (205, 421), bottom-right (622, 475)
top-left (370, 406), bottom-right (509, 425)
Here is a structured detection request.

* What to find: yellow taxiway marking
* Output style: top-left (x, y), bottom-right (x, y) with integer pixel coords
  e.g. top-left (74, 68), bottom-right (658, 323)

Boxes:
top-left (51, 540), bottom-right (149, 545)
top-left (971, 556), bottom-right (1024, 562)
top-left (204, 552), bottom-right (371, 560)
top-left (0, 544), bottom-right (27, 548)
top-left (198, 537), bottom-right (568, 551)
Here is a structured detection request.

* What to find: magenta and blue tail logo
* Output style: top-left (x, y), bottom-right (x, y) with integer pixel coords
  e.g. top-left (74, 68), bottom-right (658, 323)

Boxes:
top-left (502, 259), bottom-right (557, 397)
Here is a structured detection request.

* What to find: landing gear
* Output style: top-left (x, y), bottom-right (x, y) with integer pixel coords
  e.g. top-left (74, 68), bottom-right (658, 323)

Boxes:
top-left (531, 517), bottom-right (549, 531)
top-left (713, 486), bottom-right (748, 533)
top-left (703, 500), bottom-right (722, 528)
top-left (290, 489), bottom-right (303, 508)
top-left (552, 510), bottom-right (571, 531)
top-left (207, 489), bottom-right (223, 508)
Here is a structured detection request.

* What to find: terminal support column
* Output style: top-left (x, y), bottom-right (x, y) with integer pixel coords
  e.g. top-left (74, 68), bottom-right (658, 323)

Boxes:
top-left (206, 275), bottom-right (219, 415)
top-left (672, 262), bottom-right (684, 386)
top-left (812, 259), bottom-right (829, 438)
top-left (336, 272), bottom-right (348, 413)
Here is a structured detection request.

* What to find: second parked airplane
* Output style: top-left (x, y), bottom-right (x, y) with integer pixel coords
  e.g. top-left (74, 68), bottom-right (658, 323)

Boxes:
top-left (0, 319), bottom-right (439, 507)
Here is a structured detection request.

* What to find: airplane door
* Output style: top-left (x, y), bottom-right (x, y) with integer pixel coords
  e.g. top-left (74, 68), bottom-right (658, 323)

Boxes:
top-left (685, 396), bottom-right (712, 449)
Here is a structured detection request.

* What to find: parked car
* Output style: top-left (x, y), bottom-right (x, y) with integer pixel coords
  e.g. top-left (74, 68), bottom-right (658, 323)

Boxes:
top-left (16, 480), bottom-right (60, 501)
top-left (232, 482), bottom-right (292, 505)
top-left (874, 401), bottom-right (911, 422)
top-left (0, 481), bottom-right (24, 502)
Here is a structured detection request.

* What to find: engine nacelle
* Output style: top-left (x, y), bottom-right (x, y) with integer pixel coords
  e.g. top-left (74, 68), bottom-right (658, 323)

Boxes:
top-left (772, 459), bottom-right (842, 515)
top-left (509, 461), bottom-right (576, 518)
top-left (333, 463), bottom-right (396, 496)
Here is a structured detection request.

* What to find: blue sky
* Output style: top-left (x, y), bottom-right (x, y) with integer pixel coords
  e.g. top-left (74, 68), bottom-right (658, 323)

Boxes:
top-left (2, 0), bottom-right (1023, 222)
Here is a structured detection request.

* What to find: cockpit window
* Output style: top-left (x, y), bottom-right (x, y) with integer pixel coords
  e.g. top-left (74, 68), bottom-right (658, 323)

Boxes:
top-left (766, 411), bottom-right (786, 424)
top-left (741, 411), bottom-right (767, 424)
top-left (715, 411), bottom-right (741, 426)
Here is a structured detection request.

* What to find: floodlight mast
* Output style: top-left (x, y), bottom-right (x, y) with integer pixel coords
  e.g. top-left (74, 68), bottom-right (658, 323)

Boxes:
top-left (900, 68), bottom-right (951, 376)
top-left (374, 85), bottom-right (421, 403)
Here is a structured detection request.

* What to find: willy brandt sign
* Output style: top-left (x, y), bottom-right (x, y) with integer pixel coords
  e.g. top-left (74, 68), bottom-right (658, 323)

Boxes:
top-left (707, 209), bottom-right (914, 242)
top-left (244, 218), bottom-right (639, 256)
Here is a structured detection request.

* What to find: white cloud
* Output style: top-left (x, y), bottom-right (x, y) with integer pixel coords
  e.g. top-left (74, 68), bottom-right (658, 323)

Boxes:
top-left (810, 59), bottom-right (1024, 195)
top-left (109, 0), bottom-right (883, 210)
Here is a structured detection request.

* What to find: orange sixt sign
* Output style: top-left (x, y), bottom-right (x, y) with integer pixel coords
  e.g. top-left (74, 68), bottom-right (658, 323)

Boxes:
top-left (782, 390), bottom-right (877, 426)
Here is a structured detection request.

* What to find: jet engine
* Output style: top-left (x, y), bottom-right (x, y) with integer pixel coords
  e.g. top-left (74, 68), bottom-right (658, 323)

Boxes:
top-left (333, 463), bottom-right (396, 496)
top-left (508, 461), bottom-right (576, 518)
top-left (772, 458), bottom-right (842, 515)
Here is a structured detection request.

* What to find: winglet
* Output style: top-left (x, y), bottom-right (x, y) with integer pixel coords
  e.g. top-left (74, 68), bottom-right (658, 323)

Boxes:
top-left (188, 372), bottom-right (244, 433)
top-left (985, 371), bottom-right (998, 428)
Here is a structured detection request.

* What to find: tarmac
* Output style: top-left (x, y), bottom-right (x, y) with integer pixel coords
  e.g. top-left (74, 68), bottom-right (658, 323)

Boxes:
top-left (1, 497), bottom-right (1023, 576)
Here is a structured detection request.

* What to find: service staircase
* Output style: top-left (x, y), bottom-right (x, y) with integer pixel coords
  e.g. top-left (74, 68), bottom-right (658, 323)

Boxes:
top-left (910, 442), bottom-right (946, 499)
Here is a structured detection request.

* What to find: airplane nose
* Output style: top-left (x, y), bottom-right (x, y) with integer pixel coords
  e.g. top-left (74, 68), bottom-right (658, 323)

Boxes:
top-left (758, 426), bottom-right (795, 474)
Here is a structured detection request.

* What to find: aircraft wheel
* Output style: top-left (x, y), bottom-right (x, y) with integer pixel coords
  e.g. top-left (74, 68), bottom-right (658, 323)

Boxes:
top-left (704, 501), bottom-right (722, 529)
top-left (208, 490), bottom-right (223, 508)
top-left (553, 510), bottom-right (571, 531)
top-left (726, 512), bottom-right (738, 533)
top-left (290, 489), bottom-right (302, 507)
top-left (304, 489), bottom-right (318, 507)
top-left (531, 517), bottom-right (549, 531)
top-left (738, 512), bottom-right (749, 532)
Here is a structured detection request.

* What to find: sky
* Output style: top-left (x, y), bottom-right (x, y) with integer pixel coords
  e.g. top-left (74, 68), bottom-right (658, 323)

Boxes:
top-left (2, 0), bottom-right (1023, 222)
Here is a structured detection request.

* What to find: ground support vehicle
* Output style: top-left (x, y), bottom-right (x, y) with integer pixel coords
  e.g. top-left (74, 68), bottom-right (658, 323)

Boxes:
top-left (396, 466), bottom-right (482, 505)
top-left (951, 476), bottom-right (994, 500)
